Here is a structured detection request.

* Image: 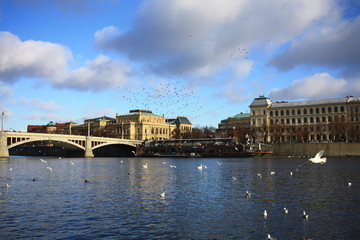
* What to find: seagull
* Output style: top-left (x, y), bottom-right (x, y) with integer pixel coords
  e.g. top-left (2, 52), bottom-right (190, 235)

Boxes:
top-left (170, 165), bottom-right (177, 168)
top-left (9, 168), bottom-right (12, 171)
top-left (348, 182), bottom-right (352, 187)
top-left (6, 183), bottom-right (11, 189)
top-left (143, 163), bottom-right (148, 169)
top-left (263, 210), bottom-right (268, 217)
top-left (40, 159), bottom-right (47, 164)
top-left (46, 167), bottom-right (53, 172)
top-left (283, 207), bottom-right (288, 214)
top-left (232, 176), bottom-right (237, 180)
top-left (70, 161), bottom-right (75, 165)
top-left (309, 147), bottom-right (326, 164)
top-left (267, 233), bottom-right (277, 240)
top-left (290, 171), bottom-right (293, 176)
top-left (270, 171), bottom-right (275, 175)
top-left (257, 173), bottom-right (262, 178)
top-left (303, 211), bottom-right (309, 220)
top-left (160, 192), bottom-right (166, 198)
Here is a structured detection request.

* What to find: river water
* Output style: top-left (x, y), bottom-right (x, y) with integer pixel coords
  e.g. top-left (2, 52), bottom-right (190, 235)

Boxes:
top-left (0, 156), bottom-right (359, 239)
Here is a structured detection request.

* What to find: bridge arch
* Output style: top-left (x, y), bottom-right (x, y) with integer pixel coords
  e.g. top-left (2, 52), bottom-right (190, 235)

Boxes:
top-left (8, 139), bottom-right (85, 151)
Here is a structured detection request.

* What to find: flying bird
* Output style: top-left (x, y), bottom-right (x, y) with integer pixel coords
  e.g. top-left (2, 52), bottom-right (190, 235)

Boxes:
top-left (309, 147), bottom-right (326, 164)
top-left (160, 192), bottom-right (166, 198)
top-left (46, 167), bottom-right (53, 172)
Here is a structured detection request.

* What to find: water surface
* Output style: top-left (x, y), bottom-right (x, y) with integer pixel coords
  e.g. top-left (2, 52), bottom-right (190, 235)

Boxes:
top-left (1, 156), bottom-right (359, 239)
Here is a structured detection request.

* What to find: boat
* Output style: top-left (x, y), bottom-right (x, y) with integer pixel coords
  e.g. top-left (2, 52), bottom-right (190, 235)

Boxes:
top-left (136, 138), bottom-right (272, 158)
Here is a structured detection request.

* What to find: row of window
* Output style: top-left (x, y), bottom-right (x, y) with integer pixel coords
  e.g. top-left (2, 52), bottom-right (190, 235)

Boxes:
top-left (269, 115), bottom-right (346, 125)
top-left (269, 106), bottom-right (346, 117)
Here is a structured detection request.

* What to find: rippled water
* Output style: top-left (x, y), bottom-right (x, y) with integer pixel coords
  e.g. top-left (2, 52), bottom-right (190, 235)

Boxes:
top-left (1, 156), bottom-right (360, 239)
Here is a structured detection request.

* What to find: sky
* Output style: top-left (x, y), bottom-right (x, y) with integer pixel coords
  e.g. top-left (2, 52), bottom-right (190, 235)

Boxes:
top-left (1, 0), bottom-right (360, 131)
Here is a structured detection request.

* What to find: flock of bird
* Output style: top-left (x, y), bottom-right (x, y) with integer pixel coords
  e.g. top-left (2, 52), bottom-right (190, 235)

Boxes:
top-left (119, 79), bottom-right (211, 120)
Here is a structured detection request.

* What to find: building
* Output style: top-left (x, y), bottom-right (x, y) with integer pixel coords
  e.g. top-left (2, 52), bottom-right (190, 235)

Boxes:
top-left (27, 121), bottom-right (73, 134)
top-left (249, 96), bottom-right (360, 143)
top-left (111, 110), bottom-right (192, 140)
top-left (71, 116), bottom-right (116, 136)
top-left (216, 112), bottom-right (250, 142)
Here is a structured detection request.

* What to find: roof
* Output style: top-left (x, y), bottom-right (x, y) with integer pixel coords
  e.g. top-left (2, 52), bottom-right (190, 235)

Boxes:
top-left (166, 116), bottom-right (192, 125)
top-left (120, 109), bottom-right (162, 117)
top-left (270, 97), bottom-right (354, 108)
top-left (175, 116), bottom-right (192, 125)
top-left (85, 116), bottom-right (116, 122)
top-left (220, 112), bottom-right (250, 124)
top-left (249, 96), bottom-right (272, 107)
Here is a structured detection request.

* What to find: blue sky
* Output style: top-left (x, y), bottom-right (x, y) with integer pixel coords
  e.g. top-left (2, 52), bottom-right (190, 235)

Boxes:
top-left (1, 0), bottom-right (360, 131)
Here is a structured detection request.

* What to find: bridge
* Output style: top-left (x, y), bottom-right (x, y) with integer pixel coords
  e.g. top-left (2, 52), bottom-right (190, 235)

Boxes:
top-left (0, 131), bottom-right (143, 158)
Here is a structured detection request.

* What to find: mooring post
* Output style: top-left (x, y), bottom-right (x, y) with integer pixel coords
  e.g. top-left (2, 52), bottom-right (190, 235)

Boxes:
top-left (0, 112), bottom-right (9, 158)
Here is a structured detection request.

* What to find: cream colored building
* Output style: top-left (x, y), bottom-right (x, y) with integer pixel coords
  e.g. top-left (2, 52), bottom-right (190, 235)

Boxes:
top-left (112, 110), bottom-right (192, 140)
top-left (249, 96), bottom-right (360, 143)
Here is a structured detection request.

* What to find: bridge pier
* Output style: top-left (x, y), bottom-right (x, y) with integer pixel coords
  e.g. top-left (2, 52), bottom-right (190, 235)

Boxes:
top-left (84, 136), bottom-right (94, 158)
top-left (0, 132), bottom-right (9, 159)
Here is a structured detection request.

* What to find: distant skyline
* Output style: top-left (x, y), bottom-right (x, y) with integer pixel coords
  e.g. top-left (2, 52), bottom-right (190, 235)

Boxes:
top-left (1, 0), bottom-right (360, 131)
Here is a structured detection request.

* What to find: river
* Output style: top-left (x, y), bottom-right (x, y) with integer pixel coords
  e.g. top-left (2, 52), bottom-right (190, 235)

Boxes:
top-left (1, 156), bottom-right (359, 239)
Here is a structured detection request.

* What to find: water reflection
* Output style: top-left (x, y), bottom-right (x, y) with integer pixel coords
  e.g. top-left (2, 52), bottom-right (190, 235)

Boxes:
top-left (0, 156), bottom-right (360, 239)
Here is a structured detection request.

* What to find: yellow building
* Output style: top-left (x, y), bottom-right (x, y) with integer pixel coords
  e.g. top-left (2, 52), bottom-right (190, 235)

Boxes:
top-left (249, 96), bottom-right (360, 143)
top-left (112, 110), bottom-right (192, 140)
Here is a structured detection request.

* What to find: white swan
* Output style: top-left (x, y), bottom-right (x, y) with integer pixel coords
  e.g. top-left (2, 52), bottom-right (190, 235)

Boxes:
top-left (303, 211), bottom-right (309, 220)
top-left (160, 192), bottom-right (166, 198)
top-left (197, 164), bottom-right (204, 170)
top-left (283, 207), bottom-right (288, 214)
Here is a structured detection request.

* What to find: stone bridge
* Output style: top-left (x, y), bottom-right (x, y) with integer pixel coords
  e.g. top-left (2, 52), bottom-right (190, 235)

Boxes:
top-left (0, 131), bottom-right (142, 158)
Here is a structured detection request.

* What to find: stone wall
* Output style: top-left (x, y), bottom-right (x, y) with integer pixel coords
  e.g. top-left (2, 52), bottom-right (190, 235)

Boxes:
top-left (273, 142), bottom-right (360, 157)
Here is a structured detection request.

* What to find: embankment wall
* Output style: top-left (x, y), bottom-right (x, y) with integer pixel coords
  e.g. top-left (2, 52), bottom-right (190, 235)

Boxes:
top-left (273, 142), bottom-right (360, 157)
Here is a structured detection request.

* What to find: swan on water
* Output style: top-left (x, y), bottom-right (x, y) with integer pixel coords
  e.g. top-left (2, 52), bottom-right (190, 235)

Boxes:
top-left (303, 211), bottom-right (309, 220)
top-left (283, 207), bottom-right (288, 214)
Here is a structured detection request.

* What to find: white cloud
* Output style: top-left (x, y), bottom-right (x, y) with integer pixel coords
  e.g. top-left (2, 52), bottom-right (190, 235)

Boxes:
top-left (18, 98), bottom-right (63, 112)
top-left (0, 31), bottom-right (132, 91)
top-left (95, 0), bottom-right (335, 79)
top-left (268, 72), bottom-right (350, 100)
top-left (63, 55), bottom-right (131, 91)
top-left (0, 31), bottom-right (71, 83)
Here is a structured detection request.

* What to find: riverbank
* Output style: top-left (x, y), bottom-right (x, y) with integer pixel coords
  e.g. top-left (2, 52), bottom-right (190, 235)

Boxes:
top-left (272, 142), bottom-right (360, 157)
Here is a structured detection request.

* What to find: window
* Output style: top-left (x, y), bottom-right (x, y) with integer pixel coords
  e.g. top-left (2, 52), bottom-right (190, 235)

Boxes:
top-left (310, 108), bottom-right (314, 114)
top-left (303, 109), bottom-right (307, 114)
top-left (334, 107), bottom-right (338, 112)
top-left (322, 116), bottom-right (326, 122)
top-left (328, 116), bottom-right (332, 122)
top-left (275, 111), bottom-right (279, 116)
top-left (298, 118), bottom-right (302, 124)
top-left (292, 109), bottom-right (295, 115)
top-left (286, 118), bottom-right (290, 124)
top-left (322, 107), bottom-right (325, 113)
top-left (281, 110), bottom-right (284, 116)
top-left (292, 118), bottom-right (296, 124)
top-left (316, 108), bottom-right (320, 114)
top-left (270, 111), bottom-right (273, 116)
top-left (310, 117), bottom-right (314, 123)
top-left (286, 110), bottom-right (290, 115)
top-left (304, 117), bottom-right (308, 123)
top-left (328, 107), bottom-right (332, 113)
top-left (297, 109), bottom-right (301, 115)
top-left (340, 106), bottom-right (345, 112)
top-left (316, 117), bottom-right (320, 123)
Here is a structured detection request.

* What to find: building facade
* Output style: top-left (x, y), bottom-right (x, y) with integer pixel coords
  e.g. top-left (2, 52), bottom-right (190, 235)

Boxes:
top-left (216, 112), bottom-right (250, 142)
top-left (249, 96), bottom-right (360, 143)
top-left (111, 110), bottom-right (192, 140)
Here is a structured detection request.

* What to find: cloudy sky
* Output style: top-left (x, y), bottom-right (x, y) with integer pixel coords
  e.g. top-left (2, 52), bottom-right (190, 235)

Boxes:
top-left (1, 0), bottom-right (360, 131)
